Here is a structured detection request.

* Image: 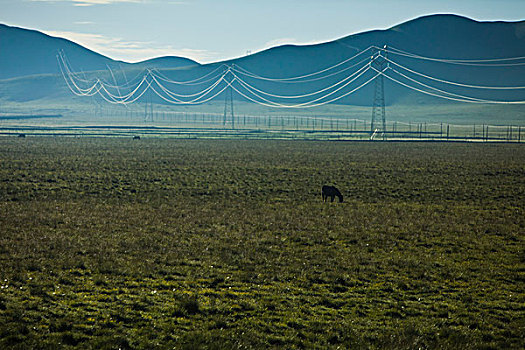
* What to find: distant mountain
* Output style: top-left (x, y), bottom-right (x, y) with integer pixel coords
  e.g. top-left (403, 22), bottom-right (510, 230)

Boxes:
top-left (222, 14), bottom-right (525, 105)
top-left (0, 15), bottom-right (524, 109)
top-left (0, 24), bottom-right (199, 80)
top-left (236, 14), bottom-right (525, 71)
top-left (133, 56), bottom-right (198, 70)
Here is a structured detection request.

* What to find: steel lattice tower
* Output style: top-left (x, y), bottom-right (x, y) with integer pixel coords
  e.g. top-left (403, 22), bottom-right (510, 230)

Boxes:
top-left (223, 67), bottom-right (235, 129)
top-left (144, 76), bottom-right (154, 122)
top-left (370, 45), bottom-right (388, 140)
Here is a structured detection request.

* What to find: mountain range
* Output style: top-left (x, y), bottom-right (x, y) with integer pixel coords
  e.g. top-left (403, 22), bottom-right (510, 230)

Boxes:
top-left (0, 23), bottom-right (198, 80)
top-left (1, 14), bottom-right (524, 114)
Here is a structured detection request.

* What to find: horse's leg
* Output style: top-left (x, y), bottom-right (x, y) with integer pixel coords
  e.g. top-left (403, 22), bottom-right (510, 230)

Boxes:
top-left (331, 195), bottom-right (335, 202)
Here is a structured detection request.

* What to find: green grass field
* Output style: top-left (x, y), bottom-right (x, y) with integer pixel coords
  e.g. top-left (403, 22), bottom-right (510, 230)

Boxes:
top-left (0, 138), bottom-right (524, 349)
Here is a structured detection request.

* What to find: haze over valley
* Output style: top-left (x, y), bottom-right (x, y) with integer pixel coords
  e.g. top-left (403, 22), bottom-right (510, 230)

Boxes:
top-left (1, 14), bottom-right (524, 129)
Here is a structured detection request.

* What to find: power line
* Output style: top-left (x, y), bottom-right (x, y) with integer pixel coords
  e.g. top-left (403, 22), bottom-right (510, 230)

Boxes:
top-left (384, 45), bottom-right (525, 66)
top-left (152, 64), bottom-right (228, 85)
top-left (232, 46), bottom-right (374, 82)
top-left (58, 46), bottom-right (525, 112)
top-left (233, 56), bottom-right (371, 84)
top-left (231, 63), bottom-right (369, 99)
top-left (223, 68), bottom-right (235, 128)
top-left (372, 66), bottom-right (525, 104)
top-left (370, 47), bottom-right (387, 139)
top-left (385, 57), bottom-right (525, 90)
top-left (230, 69), bottom-right (379, 109)
top-left (388, 67), bottom-right (490, 102)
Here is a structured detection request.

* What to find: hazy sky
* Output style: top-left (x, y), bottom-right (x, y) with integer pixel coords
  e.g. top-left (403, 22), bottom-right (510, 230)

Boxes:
top-left (2, 0), bottom-right (524, 63)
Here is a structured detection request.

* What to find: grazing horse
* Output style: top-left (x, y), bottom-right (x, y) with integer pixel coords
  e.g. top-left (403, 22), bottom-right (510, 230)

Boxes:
top-left (133, 135), bottom-right (141, 140)
top-left (322, 185), bottom-right (343, 203)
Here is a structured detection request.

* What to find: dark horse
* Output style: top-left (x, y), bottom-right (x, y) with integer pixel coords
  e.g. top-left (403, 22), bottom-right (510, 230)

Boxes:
top-left (322, 185), bottom-right (343, 203)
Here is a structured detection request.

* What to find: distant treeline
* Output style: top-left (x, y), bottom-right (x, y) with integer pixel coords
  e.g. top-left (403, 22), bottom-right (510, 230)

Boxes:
top-left (0, 114), bottom-right (63, 120)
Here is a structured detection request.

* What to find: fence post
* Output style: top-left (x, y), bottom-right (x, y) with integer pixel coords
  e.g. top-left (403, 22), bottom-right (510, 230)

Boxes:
top-left (447, 124), bottom-right (450, 141)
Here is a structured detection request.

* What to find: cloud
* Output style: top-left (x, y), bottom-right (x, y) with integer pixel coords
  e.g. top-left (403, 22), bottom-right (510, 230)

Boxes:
top-left (28, 0), bottom-right (143, 5)
top-left (45, 30), bottom-right (216, 63)
top-left (28, 0), bottom-right (188, 4)
top-left (71, 0), bottom-right (140, 6)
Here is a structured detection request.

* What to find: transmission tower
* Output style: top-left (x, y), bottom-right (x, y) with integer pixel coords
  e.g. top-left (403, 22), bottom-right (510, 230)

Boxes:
top-left (223, 66), bottom-right (235, 129)
top-left (144, 76), bottom-right (154, 122)
top-left (370, 45), bottom-right (388, 140)
top-left (78, 67), bottom-right (101, 118)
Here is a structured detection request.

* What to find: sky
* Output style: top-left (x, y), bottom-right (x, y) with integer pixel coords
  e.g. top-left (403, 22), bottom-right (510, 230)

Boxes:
top-left (1, 0), bottom-right (524, 64)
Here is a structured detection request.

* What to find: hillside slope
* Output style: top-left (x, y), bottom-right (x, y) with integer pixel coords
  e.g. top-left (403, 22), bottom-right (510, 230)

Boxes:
top-left (1, 15), bottom-right (524, 108)
top-left (0, 24), bottom-right (198, 80)
top-left (222, 14), bottom-right (525, 105)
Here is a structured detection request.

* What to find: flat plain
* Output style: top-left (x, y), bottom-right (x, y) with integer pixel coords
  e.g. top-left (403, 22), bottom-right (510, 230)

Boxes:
top-left (0, 137), bottom-right (524, 349)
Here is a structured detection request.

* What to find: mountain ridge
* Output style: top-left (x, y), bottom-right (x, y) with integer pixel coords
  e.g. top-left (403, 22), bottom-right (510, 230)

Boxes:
top-left (0, 23), bottom-right (199, 80)
top-left (1, 14), bottom-right (524, 109)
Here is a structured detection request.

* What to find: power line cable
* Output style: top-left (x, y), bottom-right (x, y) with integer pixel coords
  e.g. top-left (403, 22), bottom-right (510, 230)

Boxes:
top-left (230, 67), bottom-right (380, 108)
top-left (151, 64), bottom-right (227, 85)
top-left (387, 45), bottom-right (525, 63)
top-left (387, 67), bottom-right (488, 102)
top-left (149, 78), bottom-right (234, 105)
top-left (232, 46), bottom-right (374, 82)
top-left (384, 56), bottom-right (525, 89)
top-left (233, 56), bottom-right (371, 83)
top-left (150, 72), bottom-right (228, 103)
top-left (231, 63), bottom-right (369, 99)
top-left (384, 45), bottom-right (525, 66)
top-left (372, 66), bottom-right (525, 104)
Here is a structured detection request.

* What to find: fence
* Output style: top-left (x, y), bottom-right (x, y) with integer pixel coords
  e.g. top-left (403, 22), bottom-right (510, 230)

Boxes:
top-left (97, 108), bottom-right (524, 142)
top-left (0, 107), bottom-right (523, 142)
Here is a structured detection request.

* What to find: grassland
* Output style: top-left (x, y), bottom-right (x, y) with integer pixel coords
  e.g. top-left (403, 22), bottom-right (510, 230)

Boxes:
top-left (0, 137), bottom-right (524, 349)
